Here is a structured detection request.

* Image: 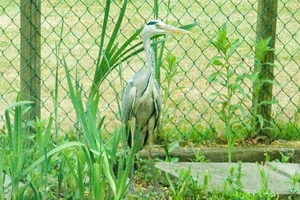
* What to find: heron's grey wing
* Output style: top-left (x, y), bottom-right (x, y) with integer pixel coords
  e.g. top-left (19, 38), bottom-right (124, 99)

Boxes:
top-left (130, 70), bottom-right (150, 97)
top-left (121, 80), bottom-right (136, 124)
top-left (154, 80), bottom-right (162, 117)
top-left (121, 70), bottom-right (148, 123)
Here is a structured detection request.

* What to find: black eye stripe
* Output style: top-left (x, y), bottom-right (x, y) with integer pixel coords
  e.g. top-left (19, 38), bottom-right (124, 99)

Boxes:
top-left (147, 20), bottom-right (160, 25)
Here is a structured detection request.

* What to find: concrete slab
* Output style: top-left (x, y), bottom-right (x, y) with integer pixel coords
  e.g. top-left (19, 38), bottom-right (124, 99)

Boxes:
top-left (266, 162), bottom-right (300, 178)
top-left (156, 162), bottom-right (299, 196)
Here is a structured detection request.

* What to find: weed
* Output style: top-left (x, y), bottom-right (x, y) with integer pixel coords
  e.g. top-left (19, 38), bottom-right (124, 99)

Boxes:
top-left (207, 24), bottom-right (250, 162)
top-left (256, 163), bottom-right (276, 199)
top-left (223, 161), bottom-right (244, 193)
top-left (63, 58), bottom-right (136, 199)
top-left (191, 150), bottom-right (208, 162)
top-left (163, 141), bottom-right (179, 163)
top-left (207, 24), bottom-right (279, 161)
top-left (251, 37), bottom-right (279, 137)
top-left (160, 52), bottom-right (185, 141)
top-left (271, 119), bottom-right (300, 140)
top-left (288, 172), bottom-right (300, 198)
top-left (264, 152), bottom-right (271, 162)
top-left (169, 167), bottom-right (207, 200)
top-left (4, 95), bottom-right (33, 199)
top-left (275, 151), bottom-right (291, 163)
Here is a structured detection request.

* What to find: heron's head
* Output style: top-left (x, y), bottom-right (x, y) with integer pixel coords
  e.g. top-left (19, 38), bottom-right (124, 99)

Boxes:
top-left (142, 20), bottom-right (191, 38)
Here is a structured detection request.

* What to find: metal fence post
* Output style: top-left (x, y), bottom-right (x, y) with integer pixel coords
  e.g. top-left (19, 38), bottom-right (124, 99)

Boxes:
top-left (252, 0), bottom-right (278, 140)
top-left (20, 0), bottom-right (41, 120)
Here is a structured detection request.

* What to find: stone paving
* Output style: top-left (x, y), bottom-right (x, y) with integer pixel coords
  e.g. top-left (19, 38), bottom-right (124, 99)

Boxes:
top-left (156, 162), bottom-right (300, 198)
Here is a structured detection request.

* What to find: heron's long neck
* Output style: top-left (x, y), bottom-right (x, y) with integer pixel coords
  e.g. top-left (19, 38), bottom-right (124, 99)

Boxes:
top-left (143, 37), bottom-right (156, 76)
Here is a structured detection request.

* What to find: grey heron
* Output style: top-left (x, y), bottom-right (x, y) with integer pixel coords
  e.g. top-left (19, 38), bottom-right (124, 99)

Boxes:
top-left (121, 20), bottom-right (190, 190)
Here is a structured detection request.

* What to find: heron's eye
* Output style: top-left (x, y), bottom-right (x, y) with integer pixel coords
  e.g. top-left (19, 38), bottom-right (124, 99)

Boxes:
top-left (155, 24), bottom-right (160, 28)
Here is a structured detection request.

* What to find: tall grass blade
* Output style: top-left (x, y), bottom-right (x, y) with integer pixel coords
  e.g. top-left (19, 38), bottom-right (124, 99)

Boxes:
top-left (63, 152), bottom-right (85, 199)
top-left (90, 0), bottom-right (128, 101)
top-left (0, 142), bottom-right (4, 200)
top-left (89, 0), bottom-right (198, 102)
top-left (4, 96), bottom-right (33, 199)
top-left (63, 58), bottom-right (120, 196)
top-left (21, 141), bottom-right (85, 177)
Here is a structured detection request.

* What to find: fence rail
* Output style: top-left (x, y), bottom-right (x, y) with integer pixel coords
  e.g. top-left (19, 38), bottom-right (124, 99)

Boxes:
top-left (1, 0), bottom-right (299, 142)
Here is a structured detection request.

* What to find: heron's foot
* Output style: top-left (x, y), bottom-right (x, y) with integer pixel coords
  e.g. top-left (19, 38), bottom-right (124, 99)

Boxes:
top-left (152, 182), bottom-right (162, 193)
top-left (126, 185), bottom-right (163, 199)
top-left (127, 187), bottom-right (136, 195)
top-left (126, 183), bottom-right (141, 199)
top-left (127, 178), bottom-right (135, 193)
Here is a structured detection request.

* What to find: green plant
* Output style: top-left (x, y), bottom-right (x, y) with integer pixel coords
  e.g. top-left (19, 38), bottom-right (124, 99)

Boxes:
top-left (191, 150), bottom-right (207, 162)
top-left (276, 152), bottom-right (291, 163)
top-left (88, 0), bottom-right (197, 107)
top-left (160, 52), bottom-right (184, 140)
top-left (251, 37), bottom-right (279, 137)
top-left (28, 117), bottom-right (54, 198)
top-left (163, 141), bottom-right (185, 199)
top-left (89, 0), bottom-right (133, 103)
top-left (162, 141), bottom-right (210, 199)
top-left (288, 172), bottom-right (300, 198)
top-left (163, 141), bottom-right (179, 163)
top-left (168, 167), bottom-right (206, 200)
top-left (272, 120), bottom-right (300, 140)
top-left (62, 58), bottom-right (137, 199)
top-left (2, 95), bottom-right (86, 199)
top-left (264, 152), bottom-right (271, 162)
top-left (207, 24), bottom-right (250, 162)
top-left (266, 151), bottom-right (291, 164)
top-left (0, 141), bottom-right (4, 200)
top-left (256, 163), bottom-right (276, 199)
top-left (207, 25), bottom-right (279, 161)
top-left (4, 96), bottom-right (33, 199)
top-left (223, 162), bottom-right (244, 193)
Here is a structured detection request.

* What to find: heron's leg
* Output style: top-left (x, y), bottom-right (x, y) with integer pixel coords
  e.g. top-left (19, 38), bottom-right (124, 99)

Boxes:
top-left (129, 117), bottom-right (136, 192)
top-left (147, 130), bottom-right (158, 191)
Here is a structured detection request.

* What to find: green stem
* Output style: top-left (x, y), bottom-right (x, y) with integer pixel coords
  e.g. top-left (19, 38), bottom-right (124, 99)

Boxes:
top-left (225, 60), bottom-right (233, 162)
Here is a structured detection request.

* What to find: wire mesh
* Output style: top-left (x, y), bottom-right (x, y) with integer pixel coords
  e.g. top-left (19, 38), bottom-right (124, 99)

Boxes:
top-left (0, 0), bottom-right (299, 142)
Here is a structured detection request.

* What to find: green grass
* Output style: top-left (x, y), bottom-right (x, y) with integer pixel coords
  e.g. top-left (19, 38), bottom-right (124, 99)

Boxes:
top-left (2, 103), bottom-right (294, 199)
top-left (1, 54), bottom-right (298, 199)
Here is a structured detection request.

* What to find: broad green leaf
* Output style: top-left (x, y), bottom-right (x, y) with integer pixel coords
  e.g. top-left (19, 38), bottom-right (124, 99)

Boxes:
top-left (260, 79), bottom-right (281, 87)
top-left (166, 52), bottom-right (177, 70)
top-left (232, 104), bottom-right (246, 117)
top-left (213, 59), bottom-right (224, 66)
top-left (264, 62), bottom-right (278, 68)
top-left (230, 82), bottom-right (250, 99)
top-left (257, 100), bottom-right (279, 106)
top-left (169, 141), bottom-right (179, 153)
top-left (256, 114), bottom-right (264, 128)
top-left (4, 101), bottom-right (33, 111)
top-left (179, 21), bottom-right (200, 31)
top-left (226, 39), bottom-right (240, 58)
top-left (21, 142), bottom-right (85, 177)
top-left (209, 92), bottom-right (228, 102)
top-left (206, 55), bottom-right (223, 68)
top-left (207, 71), bottom-right (226, 83)
top-left (249, 72), bottom-right (259, 82)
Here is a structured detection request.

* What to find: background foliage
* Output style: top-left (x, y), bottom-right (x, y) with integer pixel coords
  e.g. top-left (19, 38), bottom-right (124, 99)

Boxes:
top-left (0, 0), bottom-right (299, 142)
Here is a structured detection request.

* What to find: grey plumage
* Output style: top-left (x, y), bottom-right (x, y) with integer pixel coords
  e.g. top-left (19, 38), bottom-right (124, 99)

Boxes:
top-left (121, 20), bottom-right (190, 190)
top-left (122, 69), bottom-right (161, 150)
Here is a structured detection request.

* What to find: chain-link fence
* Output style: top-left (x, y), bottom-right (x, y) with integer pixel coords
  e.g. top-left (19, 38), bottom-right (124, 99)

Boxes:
top-left (1, 0), bottom-right (299, 142)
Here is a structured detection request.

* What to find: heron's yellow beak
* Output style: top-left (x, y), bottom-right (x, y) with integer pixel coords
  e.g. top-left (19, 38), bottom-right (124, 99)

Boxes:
top-left (162, 24), bottom-right (192, 34)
